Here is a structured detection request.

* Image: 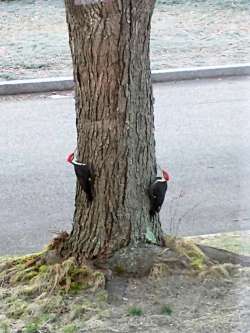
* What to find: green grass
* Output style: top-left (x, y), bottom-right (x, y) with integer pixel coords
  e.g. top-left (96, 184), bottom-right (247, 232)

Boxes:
top-left (0, 322), bottom-right (10, 333)
top-left (161, 305), bottom-right (173, 316)
top-left (128, 306), bottom-right (143, 317)
top-left (23, 322), bottom-right (39, 333)
top-left (63, 324), bottom-right (78, 333)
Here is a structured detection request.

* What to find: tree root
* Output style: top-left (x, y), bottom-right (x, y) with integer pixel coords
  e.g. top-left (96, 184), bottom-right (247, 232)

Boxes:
top-left (197, 244), bottom-right (250, 267)
top-left (105, 236), bottom-right (250, 281)
top-left (1, 235), bottom-right (250, 299)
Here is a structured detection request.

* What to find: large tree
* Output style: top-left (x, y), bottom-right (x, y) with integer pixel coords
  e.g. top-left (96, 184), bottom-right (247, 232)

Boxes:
top-left (62, 0), bottom-right (164, 261)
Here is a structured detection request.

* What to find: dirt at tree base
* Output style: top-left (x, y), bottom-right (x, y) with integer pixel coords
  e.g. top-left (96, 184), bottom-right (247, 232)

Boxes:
top-left (85, 270), bottom-right (250, 333)
top-left (0, 267), bottom-right (250, 333)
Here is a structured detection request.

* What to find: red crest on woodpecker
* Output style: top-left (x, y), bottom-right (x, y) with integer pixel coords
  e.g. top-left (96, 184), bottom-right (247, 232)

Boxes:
top-left (66, 152), bottom-right (74, 164)
top-left (162, 170), bottom-right (170, 181)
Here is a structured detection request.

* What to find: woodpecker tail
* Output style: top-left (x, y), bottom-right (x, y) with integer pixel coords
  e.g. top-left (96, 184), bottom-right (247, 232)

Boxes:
top-left (150, 204), bottom-right (161, 217)
top-left (150, 206), bottom-right (159, 216)
top-left (86, 191), bottom-right (93, 202)
top-left (149, 208), bottom-right (155, 216)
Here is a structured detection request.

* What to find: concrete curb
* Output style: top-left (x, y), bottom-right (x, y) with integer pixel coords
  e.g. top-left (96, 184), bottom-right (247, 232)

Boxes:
top-left (0, 77), bottom-right (74, 96)
top-left (185, 230), bottom-right (250, 240)
top-left (0, 64), bottom-right (249, 96)
top-left (152, 63), bottom-right (250, 83)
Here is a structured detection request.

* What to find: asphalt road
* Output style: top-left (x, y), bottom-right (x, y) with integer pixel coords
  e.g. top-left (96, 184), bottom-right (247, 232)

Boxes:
top-left (0, 76), bottom-right (250, 255)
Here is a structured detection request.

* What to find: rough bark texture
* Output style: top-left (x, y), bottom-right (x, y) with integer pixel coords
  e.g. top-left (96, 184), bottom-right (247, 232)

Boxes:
top-left (63, 0), bottom-right (163, 260)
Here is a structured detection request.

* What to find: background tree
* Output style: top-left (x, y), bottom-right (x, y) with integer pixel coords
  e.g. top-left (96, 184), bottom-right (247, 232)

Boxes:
top-left (62, 0), bottom-right (164, 260)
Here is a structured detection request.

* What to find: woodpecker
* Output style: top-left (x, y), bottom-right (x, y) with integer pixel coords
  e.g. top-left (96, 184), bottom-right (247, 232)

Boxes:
top-left (149, 169), bottom-right (170, 216)
top-left (67, 152), bottom-right (93, 202)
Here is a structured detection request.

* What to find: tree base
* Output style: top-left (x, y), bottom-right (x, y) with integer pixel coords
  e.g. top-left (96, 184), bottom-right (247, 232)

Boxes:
top-left (1, 239), bottom-right (250, 333)
top-left (2, 235), bottom-right (248, 301)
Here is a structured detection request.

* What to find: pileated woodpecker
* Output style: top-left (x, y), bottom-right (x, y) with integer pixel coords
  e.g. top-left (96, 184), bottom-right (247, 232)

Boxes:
top-left (149, 169), bottom-right (170, 216)
top-left (67, 152), bottom-right (93, 202)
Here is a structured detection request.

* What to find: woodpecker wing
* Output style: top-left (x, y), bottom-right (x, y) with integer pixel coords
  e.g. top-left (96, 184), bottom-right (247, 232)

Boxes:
top-left (73, 164), bottom-right (93, 201)
top-left (149, 178), bottom-right (168, 215)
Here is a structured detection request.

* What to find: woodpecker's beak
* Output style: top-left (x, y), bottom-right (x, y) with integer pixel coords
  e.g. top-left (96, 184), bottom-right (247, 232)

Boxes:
top-left (162, 170), bottom-right (170, 181)
top-left (66, 152), bottom-right (74, 164)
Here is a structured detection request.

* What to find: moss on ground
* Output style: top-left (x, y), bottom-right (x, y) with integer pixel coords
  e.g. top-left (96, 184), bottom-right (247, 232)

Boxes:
top-left (0, 253), bottom-right (105, 295)
top-left (0, 237), bottom-right (247, 332)
top-left (163, 236), bottom-right (240, 280)
top-left (0, 251), bottom-right (107, 332)
top-left (164, 236), bottom-right (208, 270)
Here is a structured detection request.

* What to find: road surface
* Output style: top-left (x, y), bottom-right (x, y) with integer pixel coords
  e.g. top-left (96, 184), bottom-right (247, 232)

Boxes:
top-left (0, 76), bottom-right (249, 255)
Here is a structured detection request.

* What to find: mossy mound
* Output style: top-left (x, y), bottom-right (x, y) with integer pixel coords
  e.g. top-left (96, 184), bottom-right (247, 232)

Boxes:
top-left (0, 252), bottom-right (106, 332)
top-left (0, 252), bottom-right (105, 296)
top-left (163, 236), bottom-right (239, 279)
top-left (164, 236), bottom-right (208, 270)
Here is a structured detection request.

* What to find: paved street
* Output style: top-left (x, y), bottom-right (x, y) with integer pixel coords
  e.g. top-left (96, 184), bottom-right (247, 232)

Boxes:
top-left (0, 76), bottom-right (250, 255)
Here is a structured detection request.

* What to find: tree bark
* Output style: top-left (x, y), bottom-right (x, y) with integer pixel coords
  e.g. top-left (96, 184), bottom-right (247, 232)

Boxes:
top-left (63, 0), bottom-right (163, 260)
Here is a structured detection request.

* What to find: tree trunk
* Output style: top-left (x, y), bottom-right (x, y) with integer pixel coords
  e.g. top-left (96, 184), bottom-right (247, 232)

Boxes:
top-left (63, 0), bottom-right (163, 260)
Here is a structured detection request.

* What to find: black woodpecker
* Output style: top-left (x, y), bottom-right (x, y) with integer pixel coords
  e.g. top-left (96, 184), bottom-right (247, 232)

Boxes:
top-left (67, 152), bottom-right (93, 202)
top-left (149, 169), bottom-right (170, 216)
